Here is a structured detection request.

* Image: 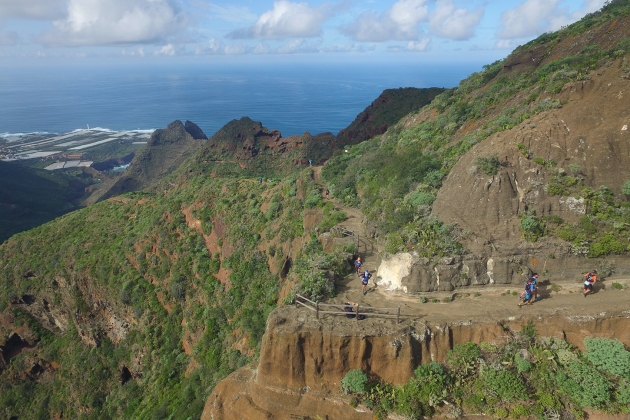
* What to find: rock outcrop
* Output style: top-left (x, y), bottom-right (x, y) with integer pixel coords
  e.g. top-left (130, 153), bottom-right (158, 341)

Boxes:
top-left (97, 120), bottom-right (206, 201)
top-left (433, 41), bottom-right (630, 259)
top-left (203, 304), bottom-right (630, 419)
top-left (377, 252), bottom-right (630, 292)
top-left (337, 87), bottom-right (445, 146)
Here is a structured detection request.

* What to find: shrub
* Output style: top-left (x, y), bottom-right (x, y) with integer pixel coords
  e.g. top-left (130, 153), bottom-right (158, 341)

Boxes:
top-left (622, 180), bottom-right (630, 196)
top-left (533, 157), bottom-right (545, 165)
top-left (616, 380), bottom-right (630, 405)
top-left (515, 143), bottom-right (530, 158)
top-left (557, 359), bottom-right (613, 408)
top-left (341, 369), bottom-right (368, 394)
top-left (584, 337), bottom-right (630, 379)
top-left (447, 343), bottom-right (481, 375)
top-left (546, 181), bottom-right (566, 196)
top-left (394, 362), bottom-right (450, 417)
top-left (514, 355), bottom-right (532, 373)
top-left (521, 321), bottom-right (537, 339)
top-left (406, 191), bottom-right (436, 208)
top-left (476, 154), bottom-right (501, 176)
top-left (509, 403), bottom-right (531, 418)
top-left (589, 233), bottom-right (626, 257)
top-left (483, 368), bottom-right (528, 401)
top-left (520, 214), bottom-right (544, 242)
top-left (424, 170), bottom-right (444, 188)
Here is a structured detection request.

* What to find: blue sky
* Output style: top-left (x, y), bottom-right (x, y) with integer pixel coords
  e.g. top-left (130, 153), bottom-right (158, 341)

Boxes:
top-left (0, 0), bottom-right (607, 63)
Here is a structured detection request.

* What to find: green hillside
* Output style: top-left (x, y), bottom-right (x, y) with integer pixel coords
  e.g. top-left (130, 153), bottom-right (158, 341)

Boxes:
top-left (2, 1), bottom-right (630, 418)
top-left (0, 161), bottom-right (82, 243)
top-left (323, 0), bottom-right (630, 256)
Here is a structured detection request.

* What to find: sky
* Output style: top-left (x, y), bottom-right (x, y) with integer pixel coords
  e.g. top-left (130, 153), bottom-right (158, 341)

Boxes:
top-left (0, 0), bottom-right (608, 64)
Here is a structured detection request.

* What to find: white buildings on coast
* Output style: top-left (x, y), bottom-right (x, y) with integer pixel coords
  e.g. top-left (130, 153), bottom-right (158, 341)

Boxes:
top-left (0, 129), bottom-right (152, 170)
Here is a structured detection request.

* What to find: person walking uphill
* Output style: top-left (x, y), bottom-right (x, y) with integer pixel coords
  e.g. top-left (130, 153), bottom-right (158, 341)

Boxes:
top-left (361, 270), bottom-right (371, 295)
top-left (583, 270), bottom-right (598, 297)
top-left (355, 256), bottom-right (362, 276)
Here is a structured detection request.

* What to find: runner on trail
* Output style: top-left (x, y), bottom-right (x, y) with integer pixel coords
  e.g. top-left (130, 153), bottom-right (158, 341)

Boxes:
top-left (518, 273), bottom-right (539, 307)
top-left (583, 270), bottom-right (598, 297)
top-left (362, 270), bottom-right (371, 295)
top-left (355, 257), bottom-right (362, 276)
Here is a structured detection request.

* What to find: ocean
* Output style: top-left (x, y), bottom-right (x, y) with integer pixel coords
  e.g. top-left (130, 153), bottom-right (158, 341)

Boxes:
top-left (0, 60), bottom-right (483, 138)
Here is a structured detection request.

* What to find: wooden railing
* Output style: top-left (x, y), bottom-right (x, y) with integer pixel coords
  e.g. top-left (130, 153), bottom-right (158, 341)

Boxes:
top-left (330, 226), bottom-right (374, 255)
top-left (295, 294), bottom-right (401, 324)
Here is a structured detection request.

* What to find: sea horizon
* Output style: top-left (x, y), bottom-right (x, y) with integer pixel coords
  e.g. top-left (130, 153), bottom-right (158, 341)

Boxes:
top-left (0, 60), bottom-right (487, 138)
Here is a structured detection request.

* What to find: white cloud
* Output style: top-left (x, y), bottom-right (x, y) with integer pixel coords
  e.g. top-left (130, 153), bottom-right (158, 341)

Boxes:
top-left (341, 0), bottom-right (429, 42)
top-left (321, 43), bottom-right (354, 53)
top-left (0, 31), bottom-right (20, 46)
top-left (155, 44), bottom-right (175, 55)
top-left (205, 3), bottom-right (257, 23)
top-left (390, 0), bottom-right (430, 28)
top-left (495, 39), bottom-right (514, 50)
top-left (428, 0), bottom-right (483, 40)
top-left (0, 0), bottom-right (66, 20)
top-left (498, 0), bottom-right (607, 39)
top-left (38, 0), bottom-right (188, 47)
top-left (227, 1), bottom-right (329, 39)
top-left (342, 0), bottom-right (482, 42)
top-left (252, 43), bottom-right (271, 54)
top-left (275, 38), bottom-right (319, 54)
top-left (406, 36), bottom-right (431, 51)
top-left (224, 42), bottom-right (248, 55)
top-left (193, 38), bottom-right (250, 55)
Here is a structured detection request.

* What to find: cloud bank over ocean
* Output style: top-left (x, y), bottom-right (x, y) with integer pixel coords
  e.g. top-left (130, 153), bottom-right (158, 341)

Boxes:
top-left (0, 0), bottom-right (607, 60)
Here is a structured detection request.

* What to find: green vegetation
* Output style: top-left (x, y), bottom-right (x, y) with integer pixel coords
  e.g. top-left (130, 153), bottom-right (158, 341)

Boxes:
top-left (341, 369), bottom-right (369, 394)
top-left (0, 167), bottom-right (322, 419)
top-left (0, 160), bottom-right (84, 243)
top-left (541, 186), bottom-right (630, 255)
top-left (337, 87), bottom-right (446, 145)
top-left (323, 0), bottom-right (630, 259)
top-left (343, 336), bottom-right (630, 418)
top-left (476, 154), bottom-right (501, 176)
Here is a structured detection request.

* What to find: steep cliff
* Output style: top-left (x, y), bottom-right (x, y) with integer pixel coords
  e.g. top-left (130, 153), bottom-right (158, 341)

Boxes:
top-left (337, 87), bottom-right (446, 146)
top-left (203, 295), bottom-right (630, 419)
top-left (97, 120), bottom-right (207, 201)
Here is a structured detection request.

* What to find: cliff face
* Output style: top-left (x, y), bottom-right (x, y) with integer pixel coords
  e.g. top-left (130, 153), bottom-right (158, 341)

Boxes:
top-left (203, 303), bottom-right (630, 419)
top-left (98, 120), bottom-right (206, 201)
top-left (337, 87), bottom-right (446, 146)
top-left (433, 59), bottom-right (630, 257)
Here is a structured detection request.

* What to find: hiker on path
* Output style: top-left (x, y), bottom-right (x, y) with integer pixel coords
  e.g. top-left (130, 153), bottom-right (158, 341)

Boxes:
top-left (583, 270), bottom-right (598, 297)
top-left (325, 189), bottom-right (329, 199)
top-left (518, 273), bottom-right (539, 307)
top-left (528, 273), bottom-right (540, 301)
top-left (354, 257), bottom-right (362, 276)
top-left (361, 270), bottom-right (371, 295)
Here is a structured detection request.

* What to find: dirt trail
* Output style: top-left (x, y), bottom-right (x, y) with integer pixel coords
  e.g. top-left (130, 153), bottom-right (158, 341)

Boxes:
top-left (312, 166), bottom-right (384, 304)
top-left (311, 167), bottom-right (630, 325)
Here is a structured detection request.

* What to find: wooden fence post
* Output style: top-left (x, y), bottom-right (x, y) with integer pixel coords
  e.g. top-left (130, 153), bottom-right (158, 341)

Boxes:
top-left (397, 307), bottom-right (400, 324)
top-left (356, 304), bottom-right (360, 322)
top-left (316, 302), bottom-right (320, 319)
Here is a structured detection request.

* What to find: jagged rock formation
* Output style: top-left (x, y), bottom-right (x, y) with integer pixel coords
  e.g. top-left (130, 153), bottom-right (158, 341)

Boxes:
top-left (199, 116), bottom-right (337, 171)
top-left (184, 120), bottom-right (208, 140)
top-left (337, 87), bottom-right (445, 146)
top-left (98, 120), bottom-right (206, 201)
